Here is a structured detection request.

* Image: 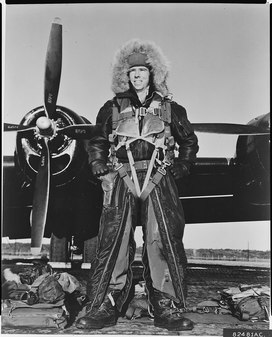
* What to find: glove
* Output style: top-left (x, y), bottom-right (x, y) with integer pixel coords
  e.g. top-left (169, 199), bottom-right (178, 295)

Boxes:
top-left (170, 161), bottom-right (190, 180)
top-left (90, 160), bottom-right (109, 178)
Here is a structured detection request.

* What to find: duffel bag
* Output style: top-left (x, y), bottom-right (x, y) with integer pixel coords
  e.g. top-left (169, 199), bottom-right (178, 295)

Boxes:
top-left (1, 299), bottom-right (68, 329)
top-left (233, 295), bottom-right (270, 321)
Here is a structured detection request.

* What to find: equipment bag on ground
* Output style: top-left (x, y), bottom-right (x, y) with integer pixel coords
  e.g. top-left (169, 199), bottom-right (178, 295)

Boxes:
top-left (1, 299), bottom-right (68, 329)
top-left (220, 284), bottom-right (270, 322)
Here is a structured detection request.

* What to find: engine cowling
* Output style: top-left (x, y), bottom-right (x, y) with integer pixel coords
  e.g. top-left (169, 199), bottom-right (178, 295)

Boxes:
top-left (233, 113), bottom-right (270, 206)
top-left (15, 105), bottom-right (89, 188)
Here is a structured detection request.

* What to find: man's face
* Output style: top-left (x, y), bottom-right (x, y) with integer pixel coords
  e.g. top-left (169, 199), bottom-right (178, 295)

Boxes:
top-left (129, 66), bottom-right (150, 92)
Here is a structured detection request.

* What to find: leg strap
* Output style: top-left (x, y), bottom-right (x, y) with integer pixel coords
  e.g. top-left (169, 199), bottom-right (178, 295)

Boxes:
top-left (115, 163), bottom-right (138, 198)
top-left (140, 160), bottom-right (171, 201)
top-left (140, 170), bottom-right (164, 201)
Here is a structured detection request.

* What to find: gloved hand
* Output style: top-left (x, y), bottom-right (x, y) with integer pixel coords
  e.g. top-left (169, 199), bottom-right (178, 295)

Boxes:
top-left (90, 160), bottom-right (109, 178)
top-left (170, 161), bottom-right (190, 180)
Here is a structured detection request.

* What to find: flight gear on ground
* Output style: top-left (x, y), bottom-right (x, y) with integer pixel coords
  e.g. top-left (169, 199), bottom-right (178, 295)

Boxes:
top-left (23, 273), bottom-right (65, 305)
top-left (220, 284), bottom-right (270, 322)
top-left (125, 293), bottom-right (152, 320)
top-left (1, 299), bottom-right (69, 329)
top-left (2, 280), bottom-right (31, 301)
top-left (1, 265), bottom-right (87, 329)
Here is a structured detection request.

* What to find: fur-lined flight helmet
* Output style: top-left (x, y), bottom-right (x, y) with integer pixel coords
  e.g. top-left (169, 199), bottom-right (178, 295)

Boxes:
top-left (111, 39), bottom-right (170, 96)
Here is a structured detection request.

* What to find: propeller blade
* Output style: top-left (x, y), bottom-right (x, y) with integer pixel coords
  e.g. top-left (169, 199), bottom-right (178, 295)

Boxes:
top-left (44, 17), bottom-right (62, 119)
top-left (192, 123), bottom-right (270, 135)
top-left (31, 138), bottom-right (51, 255)
top-left (4, 123), bottom-right (36, 133)
top-left (58, 124), bottom-right (101, 139)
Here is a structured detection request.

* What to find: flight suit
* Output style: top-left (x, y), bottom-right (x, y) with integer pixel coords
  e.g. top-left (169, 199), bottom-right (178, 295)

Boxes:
top-left (84, 89), bottom-right (199, 314)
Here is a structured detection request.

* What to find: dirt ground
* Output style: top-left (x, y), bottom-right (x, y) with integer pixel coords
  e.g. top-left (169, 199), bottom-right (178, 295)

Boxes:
top-left (1, 262), bottom-right (271, 336)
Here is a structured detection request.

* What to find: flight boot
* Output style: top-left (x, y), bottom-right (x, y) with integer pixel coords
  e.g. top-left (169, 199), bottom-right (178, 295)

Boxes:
top-left (76, 289), bottom-right (120, 329)
top-left (150, 289), bottom-right (194, 331)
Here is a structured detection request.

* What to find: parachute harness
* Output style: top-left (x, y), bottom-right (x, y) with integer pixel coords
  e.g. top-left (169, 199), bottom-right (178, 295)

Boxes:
top-left (109, 96), bottom-right (174, 201)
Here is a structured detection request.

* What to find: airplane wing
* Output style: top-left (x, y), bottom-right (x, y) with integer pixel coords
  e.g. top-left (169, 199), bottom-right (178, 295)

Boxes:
top-left (3, 154), bottom-right (270, 241)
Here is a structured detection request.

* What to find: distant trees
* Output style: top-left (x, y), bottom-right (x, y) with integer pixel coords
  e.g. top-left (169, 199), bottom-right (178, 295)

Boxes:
top-left (2, 243), bottom-right (270, 260)
top-left (185, 248), bottom-right (270, 260)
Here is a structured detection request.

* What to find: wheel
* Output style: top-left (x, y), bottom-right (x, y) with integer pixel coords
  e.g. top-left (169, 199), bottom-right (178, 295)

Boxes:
top-left (49, 233), bottom-right (70, 262)
top-left (83, 236), bottom-right (98, 264)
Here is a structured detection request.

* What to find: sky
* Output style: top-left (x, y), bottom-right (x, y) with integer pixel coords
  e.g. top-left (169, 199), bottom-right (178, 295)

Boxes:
top-left (2, 3), bottom-right (270, 250)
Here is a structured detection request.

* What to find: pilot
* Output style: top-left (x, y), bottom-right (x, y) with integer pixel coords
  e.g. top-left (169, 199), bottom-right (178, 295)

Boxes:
top-left (76, 39), bottom-right (199, 331)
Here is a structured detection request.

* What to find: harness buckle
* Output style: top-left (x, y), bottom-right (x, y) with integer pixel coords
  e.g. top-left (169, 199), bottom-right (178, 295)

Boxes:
top-left (114, 162), bottom-right (123, 171)
top-left (163, 160), bottom-right (171, 167)
top-left (138, 107), bottom-right (147, 116)
top-left (157, 159), bottom-right (171, 176)
top-left (157, 166), bottom-right (166, 175)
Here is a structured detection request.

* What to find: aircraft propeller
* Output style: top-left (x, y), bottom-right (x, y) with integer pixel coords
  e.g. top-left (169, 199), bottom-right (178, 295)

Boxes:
top-left (3, 18), bottom-right (100, 255)
top-left (44, 17), bottom-right (62, 120)
top-left (30, 137), bottom-right (50, 255)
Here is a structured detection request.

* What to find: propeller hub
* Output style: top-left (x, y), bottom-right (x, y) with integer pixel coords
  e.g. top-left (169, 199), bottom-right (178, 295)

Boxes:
top-left (36, 116), bottom-right (54, 137)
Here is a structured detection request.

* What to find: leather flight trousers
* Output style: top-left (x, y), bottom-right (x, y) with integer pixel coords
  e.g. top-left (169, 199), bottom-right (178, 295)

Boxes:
top-left (79, 171), bottom-right (189, 329)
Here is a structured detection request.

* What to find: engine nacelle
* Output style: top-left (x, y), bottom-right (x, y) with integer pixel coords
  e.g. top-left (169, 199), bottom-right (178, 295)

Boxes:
top-left (233, 113), bottom-right (270, 206)
top-left (15, 105), bottom-right (90, 188)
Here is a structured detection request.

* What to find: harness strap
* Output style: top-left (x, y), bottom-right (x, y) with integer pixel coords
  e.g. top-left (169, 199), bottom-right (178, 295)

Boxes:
top-left (121, 160), bottom-right (151, 172)
top-left (115, 106), bottom-right (171, 123)
top-left (114, 163), bottom-right (138, 198)
top-left (112, 104), bottom-right (120, 130)
top-left (127, 147), bottom-right (142, 197)
top-left (110, 98), bottom-right (174, 201)
top-left (141, 148), bottom-right (159, 195)
top-left (140, 160), bottom-right (171, 201)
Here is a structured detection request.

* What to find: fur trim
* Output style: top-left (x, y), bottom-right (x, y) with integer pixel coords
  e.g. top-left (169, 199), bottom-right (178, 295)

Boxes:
top-left (111, 39), bottom-right (170, 96)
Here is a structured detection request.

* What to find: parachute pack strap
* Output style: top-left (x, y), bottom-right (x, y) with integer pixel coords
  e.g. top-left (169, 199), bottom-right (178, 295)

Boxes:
top-left (162, 101), bottom-right (174, 163)
top-left (127, 147), bottom-right (141, 197)
top-left (112, 104), bottom-right (119, 131)
top-left (161, 101), bottom-right (171, 123)
top-left (110, 100), bottom-right (123, 163)
top-left (115, 163), bottom-right (138, 198)
top-left (164, 124), bottom-right (175, 163)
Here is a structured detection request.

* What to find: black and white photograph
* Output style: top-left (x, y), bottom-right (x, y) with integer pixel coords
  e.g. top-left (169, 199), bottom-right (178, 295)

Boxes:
top-left (1, 3), bottom-right (270, 336)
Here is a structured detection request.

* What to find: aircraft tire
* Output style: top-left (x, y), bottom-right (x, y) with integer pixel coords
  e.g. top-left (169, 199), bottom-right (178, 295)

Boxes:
top-left (50, 233), bottom-right (70, 262)
top-left (83, 236), bottom-right (98, 264)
